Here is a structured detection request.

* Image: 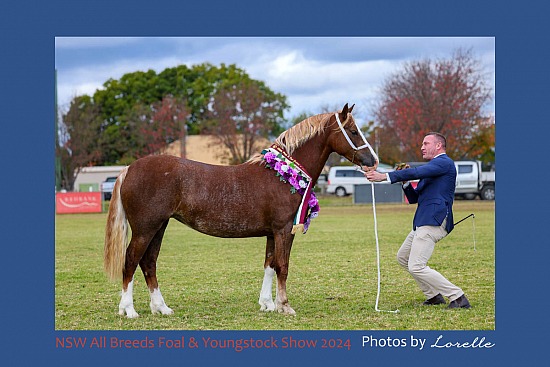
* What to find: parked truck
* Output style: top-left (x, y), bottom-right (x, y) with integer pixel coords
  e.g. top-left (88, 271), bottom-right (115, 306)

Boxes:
top-left (454, 160), bottom-right (495, 200)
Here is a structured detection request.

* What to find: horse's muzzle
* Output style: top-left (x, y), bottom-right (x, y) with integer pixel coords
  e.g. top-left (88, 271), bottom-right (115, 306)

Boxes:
top-left (360, 156), bottom-right (378, 170)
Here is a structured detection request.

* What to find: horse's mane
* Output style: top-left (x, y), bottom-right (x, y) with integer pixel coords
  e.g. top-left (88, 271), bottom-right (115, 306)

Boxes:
top-left (276, 113), bottom-right (333, 155)
top-left (248, 112), bottom-right (354, 164)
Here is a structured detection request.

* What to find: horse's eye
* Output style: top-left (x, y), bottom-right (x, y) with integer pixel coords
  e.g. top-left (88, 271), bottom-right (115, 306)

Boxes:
top-left (350, 130), bottom-right (358, 136)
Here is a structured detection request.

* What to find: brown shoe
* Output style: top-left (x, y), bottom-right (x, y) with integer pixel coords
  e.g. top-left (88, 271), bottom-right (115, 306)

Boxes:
top-left (423, 294), bottom-right (446, 305)
top-left (448, 294), bottom-right (471, 309)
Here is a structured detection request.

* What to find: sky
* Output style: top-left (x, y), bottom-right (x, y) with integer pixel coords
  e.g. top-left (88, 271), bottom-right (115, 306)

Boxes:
top-left (55, 37), bottom-right (495, 125)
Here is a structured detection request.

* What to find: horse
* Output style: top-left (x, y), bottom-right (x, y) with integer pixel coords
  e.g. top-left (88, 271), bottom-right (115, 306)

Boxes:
top-left (104, 103), bottom-right (378, 318)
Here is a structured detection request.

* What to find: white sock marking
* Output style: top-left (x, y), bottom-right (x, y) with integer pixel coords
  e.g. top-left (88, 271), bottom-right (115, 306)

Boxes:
top-left (119, 279), bottom-right (139, 318)
top-left (259, 266), bottom-right (276, 311)
top-left (149, 288), bottom-right (174, 315)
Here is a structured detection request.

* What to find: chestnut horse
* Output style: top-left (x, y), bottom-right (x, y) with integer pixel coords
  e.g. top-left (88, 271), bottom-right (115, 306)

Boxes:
top-left (104, 103), bottom-right (378, 318)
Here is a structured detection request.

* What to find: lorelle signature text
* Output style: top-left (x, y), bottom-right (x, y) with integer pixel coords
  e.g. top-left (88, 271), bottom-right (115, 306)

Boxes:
top-left (362, 334), bottom-right (495, 350)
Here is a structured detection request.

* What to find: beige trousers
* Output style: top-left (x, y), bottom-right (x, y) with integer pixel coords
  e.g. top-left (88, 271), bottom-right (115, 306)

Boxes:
top-left (397, 219), bottom-right (464, 302)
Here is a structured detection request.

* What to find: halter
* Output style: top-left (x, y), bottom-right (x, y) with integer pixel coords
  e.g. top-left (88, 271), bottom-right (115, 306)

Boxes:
top-left (335, 113), bottom-right (379, 163)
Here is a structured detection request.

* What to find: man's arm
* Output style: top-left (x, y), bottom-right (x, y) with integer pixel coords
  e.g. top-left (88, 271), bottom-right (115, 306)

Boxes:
top-left (388, 158), bottom-right (449, 183)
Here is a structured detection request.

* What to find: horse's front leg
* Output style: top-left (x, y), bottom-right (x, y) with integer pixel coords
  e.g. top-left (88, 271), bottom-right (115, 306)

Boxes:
top-left (259, 236), bottom-right (276, 312)
top-left (273, 229), bottom-right (296, 315)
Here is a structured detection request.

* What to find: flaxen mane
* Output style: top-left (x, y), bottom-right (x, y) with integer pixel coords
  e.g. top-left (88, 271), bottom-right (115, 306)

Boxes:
top-left (248, 112), bottom-right (353, 164)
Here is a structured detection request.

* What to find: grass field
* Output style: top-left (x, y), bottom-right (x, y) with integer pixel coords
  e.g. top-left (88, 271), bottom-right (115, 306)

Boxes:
top-left (55, 198), bottom-right (494, 330)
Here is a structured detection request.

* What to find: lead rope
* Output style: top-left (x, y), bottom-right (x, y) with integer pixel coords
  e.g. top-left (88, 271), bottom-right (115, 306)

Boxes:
top-left (370, 181), bottom-right (399, 313)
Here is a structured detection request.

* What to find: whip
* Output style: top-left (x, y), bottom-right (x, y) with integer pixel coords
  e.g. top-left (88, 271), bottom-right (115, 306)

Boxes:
top-left (454, 213), bottom-right (477, 251)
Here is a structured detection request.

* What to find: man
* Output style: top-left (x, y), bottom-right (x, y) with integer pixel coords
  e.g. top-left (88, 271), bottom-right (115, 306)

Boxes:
top-left (365, 132), bottom-right (470, 309)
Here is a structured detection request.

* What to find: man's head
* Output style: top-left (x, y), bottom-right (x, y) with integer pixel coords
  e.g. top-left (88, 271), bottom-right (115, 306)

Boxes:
top-left (421, 132), bottom-right (447, 160)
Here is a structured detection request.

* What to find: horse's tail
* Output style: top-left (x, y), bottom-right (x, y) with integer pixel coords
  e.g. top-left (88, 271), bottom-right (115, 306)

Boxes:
top-left (104, 166), bottom-right (129, 281)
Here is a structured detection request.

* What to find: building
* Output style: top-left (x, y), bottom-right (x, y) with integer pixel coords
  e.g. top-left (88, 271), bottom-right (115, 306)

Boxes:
top-left (73, 135), bottom-right (272, 192)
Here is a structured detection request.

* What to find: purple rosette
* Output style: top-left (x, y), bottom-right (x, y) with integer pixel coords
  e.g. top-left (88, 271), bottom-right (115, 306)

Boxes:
top-left (264, 151), bottom-right (276, 164)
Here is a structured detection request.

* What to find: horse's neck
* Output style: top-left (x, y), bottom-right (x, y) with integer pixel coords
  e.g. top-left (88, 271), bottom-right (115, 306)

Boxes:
top-left (290, 136), bottom-right (332, 182)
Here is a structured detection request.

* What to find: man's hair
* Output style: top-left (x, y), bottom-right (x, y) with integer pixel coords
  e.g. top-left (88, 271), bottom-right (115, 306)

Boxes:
top-left (426, 132), bottom-right (447, 149)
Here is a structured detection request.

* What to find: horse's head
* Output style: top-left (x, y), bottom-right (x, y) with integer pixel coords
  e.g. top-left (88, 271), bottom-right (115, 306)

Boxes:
top-left (328, 103), bottom-right (379, 170)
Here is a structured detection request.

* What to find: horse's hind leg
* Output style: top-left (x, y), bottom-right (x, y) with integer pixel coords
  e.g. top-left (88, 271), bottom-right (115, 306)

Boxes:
top-left (119, 232), bottom-right (155, 318)
top-left (139, 220), bottom-right (174, 316)
top-left (259, 236), bottom-right (276, 312)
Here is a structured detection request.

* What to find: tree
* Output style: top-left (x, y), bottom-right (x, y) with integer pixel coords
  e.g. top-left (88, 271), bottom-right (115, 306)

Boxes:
top-left (59, 95), bottom-right (103, 191)
top-left (67, 63), bottom-right (289, 165)
top-left (374, 48), bottom-right (494, 164)
top-left (133, 95), bottom-right (189, 158)
top-left (204, 81), bottom-right (284, 164)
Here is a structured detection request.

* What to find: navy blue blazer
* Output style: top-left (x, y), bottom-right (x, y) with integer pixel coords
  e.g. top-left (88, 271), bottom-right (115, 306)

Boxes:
top-left (388, 154), bottom-right (456, 233)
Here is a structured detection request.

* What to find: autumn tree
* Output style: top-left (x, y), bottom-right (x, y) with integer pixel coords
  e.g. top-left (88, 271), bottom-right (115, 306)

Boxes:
top-left (204, 81), bottom-right (284, 164)
top-left (373, 48), bottom-right (494, 164)
top-left (131, 95), bottom-right (189, 158)
top-left (58, 95), bottom-right (103, 191)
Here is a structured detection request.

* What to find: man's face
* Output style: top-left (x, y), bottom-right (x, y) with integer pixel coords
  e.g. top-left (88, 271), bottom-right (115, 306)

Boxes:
top-left (421, 135), bottom-right (440, 160)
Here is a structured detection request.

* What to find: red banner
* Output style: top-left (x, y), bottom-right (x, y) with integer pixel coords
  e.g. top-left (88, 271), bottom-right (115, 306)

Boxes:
top-left (56, 192), bottom-right (102, 214)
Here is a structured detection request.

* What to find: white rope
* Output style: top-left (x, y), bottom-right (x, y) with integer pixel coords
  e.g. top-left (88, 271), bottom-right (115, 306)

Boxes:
top-left (370, 181), bottom-right (399, 313)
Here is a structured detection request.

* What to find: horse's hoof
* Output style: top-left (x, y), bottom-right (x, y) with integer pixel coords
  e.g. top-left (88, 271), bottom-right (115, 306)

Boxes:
top-left (277, 304), bottom-right (296, 316)
top-left (119, 307), bottom-right (139, 319)
top-left (259, 300), bottom-right (275, 312)
top-left (151, 304), bottom-right (174, 315)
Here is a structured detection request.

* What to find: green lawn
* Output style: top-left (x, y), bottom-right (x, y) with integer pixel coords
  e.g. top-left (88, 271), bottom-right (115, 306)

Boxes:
top-left (55, 199), bottom-right (494, 330)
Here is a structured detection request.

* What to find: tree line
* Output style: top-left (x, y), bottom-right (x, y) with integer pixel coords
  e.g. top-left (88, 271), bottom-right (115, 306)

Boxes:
top-left (57, 63), bottom-right (289, 190)
top-left (56, 49), bottom-right (494, 192)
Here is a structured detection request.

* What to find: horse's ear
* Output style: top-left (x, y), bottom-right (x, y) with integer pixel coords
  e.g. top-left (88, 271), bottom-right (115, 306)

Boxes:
top-left (349, 103), bottom-right (355, 113)
top-left (341, 103), bottom-right (349, 115)
top-left (339, 103), bottom-right (350, 123)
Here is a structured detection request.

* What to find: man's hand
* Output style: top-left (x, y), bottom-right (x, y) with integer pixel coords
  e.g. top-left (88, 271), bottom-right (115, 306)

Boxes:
top-left (395, 163), bottom-right (410, 185)
top-left (365, 171), bottom-right (387, 182)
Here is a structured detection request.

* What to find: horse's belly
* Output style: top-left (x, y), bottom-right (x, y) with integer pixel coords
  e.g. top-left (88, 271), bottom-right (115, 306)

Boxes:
top-left (172, 210), bottom-right (270, 238)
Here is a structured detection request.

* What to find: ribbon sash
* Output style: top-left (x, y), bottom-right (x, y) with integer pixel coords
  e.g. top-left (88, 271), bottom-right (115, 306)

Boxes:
top-left (262, 145), bottom-right (319, 234)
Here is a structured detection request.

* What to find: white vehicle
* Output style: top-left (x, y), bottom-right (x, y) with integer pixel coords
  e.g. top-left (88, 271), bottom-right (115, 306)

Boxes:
top-left (326, 164), bottom-right (394, 197)
top-left (101, 176), bottom-right (117, 200)
top-left (454, 161), bottom-right (495, 200)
